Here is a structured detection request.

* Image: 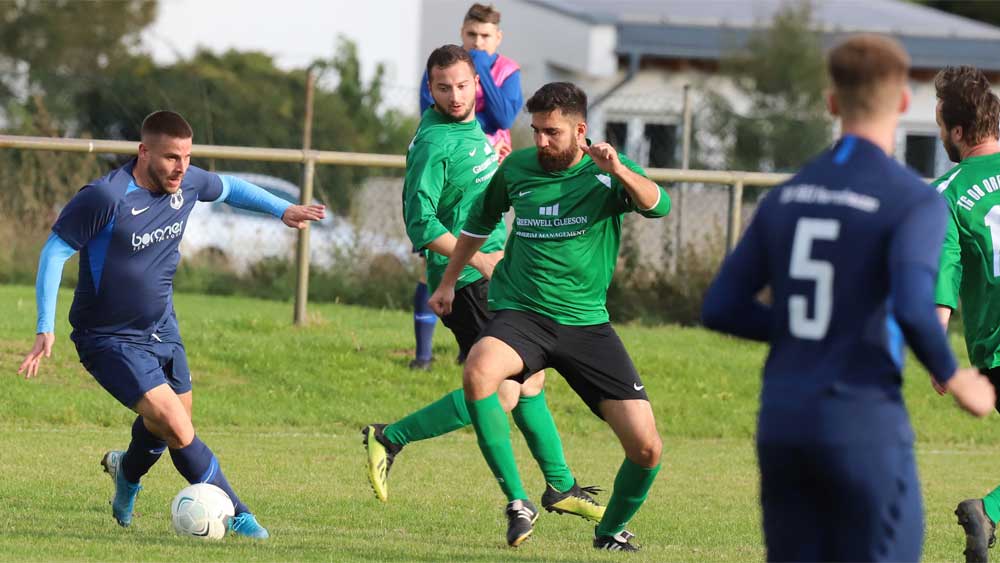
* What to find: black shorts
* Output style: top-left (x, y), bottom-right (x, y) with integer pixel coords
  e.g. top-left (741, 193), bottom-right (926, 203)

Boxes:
top-left (478, 309), bottom-right (648, 418)
top-left (439, 279), bottom-right (492, 358)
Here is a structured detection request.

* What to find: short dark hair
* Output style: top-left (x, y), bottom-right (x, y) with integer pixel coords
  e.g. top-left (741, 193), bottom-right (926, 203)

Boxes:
top-left (827, 34), bottom-right (909, 120)
top-left (525, 82), bottom-right (588, 120)
top-left (464, 3), bottom-right (500, 25)
top-left (936, 65), bottom-right (1000, 144)
top-left (140, 110), bottom-right (193, 140)
top-left (425, 44), bottom-right (476, 82)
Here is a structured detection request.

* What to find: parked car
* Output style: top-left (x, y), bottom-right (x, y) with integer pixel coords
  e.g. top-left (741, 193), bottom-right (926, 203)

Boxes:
top-left (181, 172), bottom-right (403, 272)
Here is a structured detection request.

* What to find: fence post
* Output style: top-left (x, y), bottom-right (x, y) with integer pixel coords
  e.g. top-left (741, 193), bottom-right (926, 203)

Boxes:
top-left (672, 84), bottom-right (692, 274)
top-left (294, 69), bottom-right (316, 326)
top-left (727, 179), bottom-right (744, 253)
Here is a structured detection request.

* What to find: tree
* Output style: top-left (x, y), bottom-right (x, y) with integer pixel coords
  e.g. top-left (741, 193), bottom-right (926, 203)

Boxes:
top-left (0, 0), bottom-right (157, 122)
top-left (702, 1), bottom-right (831, 173)
top-left (73, 37), bottom-right (417, 212)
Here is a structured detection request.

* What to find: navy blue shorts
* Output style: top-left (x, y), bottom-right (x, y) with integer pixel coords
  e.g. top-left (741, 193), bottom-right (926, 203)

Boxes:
top-left (72, 315), bottom-right (192, 409)
top-left (757, 441), bottom-right (923, 562)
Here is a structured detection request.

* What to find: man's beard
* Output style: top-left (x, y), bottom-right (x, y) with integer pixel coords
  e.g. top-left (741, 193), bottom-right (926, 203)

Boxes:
top-left (943, 137), bottom-right (962, 163)
top-left (152, 169), bottom-right (182, 193)
top-left (537, 145), bottom-right (578, 172)
top-left (438, 100), bottom-right (473, 123)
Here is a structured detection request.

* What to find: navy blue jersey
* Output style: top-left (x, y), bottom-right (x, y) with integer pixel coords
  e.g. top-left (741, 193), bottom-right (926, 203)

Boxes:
top-left (703, 136), bottom-right (956, 445)
top-left (52, 159), bottom-right (223, 335)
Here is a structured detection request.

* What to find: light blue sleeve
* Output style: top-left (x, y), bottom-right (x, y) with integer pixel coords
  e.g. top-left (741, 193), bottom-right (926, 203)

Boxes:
top-left (216, 175), bottom-right (292, 218)
top-left (36, 233), bottom-right (77, 333)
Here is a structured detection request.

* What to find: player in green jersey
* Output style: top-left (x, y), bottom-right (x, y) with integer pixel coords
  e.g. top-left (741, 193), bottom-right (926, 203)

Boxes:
top-left (362, 46), bottom-right (605, 532)
top-left (429, 82), bottom-right (671, 552)
top-left (933, 65), bottom-right (1000, 563)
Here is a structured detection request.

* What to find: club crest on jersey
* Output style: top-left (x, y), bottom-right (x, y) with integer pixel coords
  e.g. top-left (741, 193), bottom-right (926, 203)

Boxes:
top-left (170, 188), bottom-right (184, 210)
top-left (484, 142), bottom-right (493, 155)
top-left (595, 174), bottom-right (612, 189)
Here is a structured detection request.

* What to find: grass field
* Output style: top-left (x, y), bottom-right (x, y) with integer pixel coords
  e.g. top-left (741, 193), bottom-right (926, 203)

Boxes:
top-left (0, 284), bottom-right (997, 561)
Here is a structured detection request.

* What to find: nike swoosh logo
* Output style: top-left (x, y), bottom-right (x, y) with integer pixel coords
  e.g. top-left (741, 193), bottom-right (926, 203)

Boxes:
top-left (469, 149), bottom-right (477, 157)
top-left (131, 206), bottom-right (150, 215)
top-left (633, 383), bottom-right (644, 391)
top-left (519, 191), bottom-right (531, 196)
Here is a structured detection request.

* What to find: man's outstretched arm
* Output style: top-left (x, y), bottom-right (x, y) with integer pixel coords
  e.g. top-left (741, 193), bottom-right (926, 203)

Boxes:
top-left (19, 233), bottom-right (77, 378)
top-left (215, 175), bottom-right (325, 228)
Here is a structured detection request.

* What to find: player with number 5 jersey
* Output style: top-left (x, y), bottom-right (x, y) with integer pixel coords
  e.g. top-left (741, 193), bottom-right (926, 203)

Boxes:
top-left (702, 35), bottom-right (993, 562)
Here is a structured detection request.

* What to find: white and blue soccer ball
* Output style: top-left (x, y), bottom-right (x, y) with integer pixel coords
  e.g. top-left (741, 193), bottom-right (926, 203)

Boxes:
top-left (170, 483), bottom-right (235, 540)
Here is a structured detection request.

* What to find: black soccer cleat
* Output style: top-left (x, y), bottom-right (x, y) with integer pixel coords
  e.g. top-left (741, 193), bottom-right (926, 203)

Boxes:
top-left (361, 423), bottom-right (403, 502)
top-left (594, 528), bottom-right (640, 552)
top-left (505, 499), bottom-right (539, 547)
top-left (541, 481), bottom-right (605, 522)
top-left (957, 499), bottom-right (997, 563)
top-left (408, 358), bottom-right (434, 371)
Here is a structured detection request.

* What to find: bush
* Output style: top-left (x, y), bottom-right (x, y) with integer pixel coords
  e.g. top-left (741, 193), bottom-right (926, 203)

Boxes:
top-left (607, 230), bottom-right (725, 325)
top-left (173, 248), bottom-right (419, 310)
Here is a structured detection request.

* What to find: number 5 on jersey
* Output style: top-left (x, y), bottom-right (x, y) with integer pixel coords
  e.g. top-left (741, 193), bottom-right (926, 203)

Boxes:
top-left (789, 218), bottom-right (840, 340)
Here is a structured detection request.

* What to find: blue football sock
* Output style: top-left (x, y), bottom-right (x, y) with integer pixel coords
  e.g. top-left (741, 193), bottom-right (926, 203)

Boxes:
top-left (169, 436), bottom-right (250, 515)
top-left (414, 281), bottom-right (436, 361)
top-left (121, 416), bottom-right (167, 483)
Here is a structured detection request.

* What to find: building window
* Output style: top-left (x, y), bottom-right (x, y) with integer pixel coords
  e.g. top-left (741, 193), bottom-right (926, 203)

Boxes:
top-left (905, 134), bottom-right (939, 178)
top-left (644, 123), bottom-right (677, 168)
top-left (605, 121), bottom-right (628, 150)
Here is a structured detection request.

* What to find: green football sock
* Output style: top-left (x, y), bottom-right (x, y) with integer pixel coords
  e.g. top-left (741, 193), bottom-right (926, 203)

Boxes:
top-left (383, 389), bottom-right (470, 447)
top-left (467, 393), bottom-right (527, 502)
top-left (983, 485), bottom-right (1000, 524)
top-left (596, 458), bottom-right (661, 537)
top-left (511, 390), bottom-right (575, 492)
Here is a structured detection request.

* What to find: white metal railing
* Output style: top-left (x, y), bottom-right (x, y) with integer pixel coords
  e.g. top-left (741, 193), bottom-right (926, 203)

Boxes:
top-left (0, 134), bottom-right (790, 323)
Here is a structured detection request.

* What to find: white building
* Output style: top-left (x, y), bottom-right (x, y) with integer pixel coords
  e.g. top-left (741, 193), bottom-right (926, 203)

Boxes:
top-left (419, 0), bottom-right (1000, 177)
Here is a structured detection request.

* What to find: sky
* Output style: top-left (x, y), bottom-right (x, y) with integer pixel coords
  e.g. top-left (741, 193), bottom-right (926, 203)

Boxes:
top-left (146, 0), bottom-right (423, 109)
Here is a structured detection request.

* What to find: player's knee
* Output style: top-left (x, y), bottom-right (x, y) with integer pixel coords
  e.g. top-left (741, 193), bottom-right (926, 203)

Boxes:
top-left (497, 381), bottom-right (520, 412)
top-left (160, 416), bottom-right (195, 449)
top-left (463, 359), bottom-right (494, 396)
top-left (519, 370), bottom-right (545, 396)
top-left (627, 435), bottom-right (662, 468)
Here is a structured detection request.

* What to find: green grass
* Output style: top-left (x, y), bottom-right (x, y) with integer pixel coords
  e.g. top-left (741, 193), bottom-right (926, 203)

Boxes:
top-left (0, 284), bottom-right (996, 561)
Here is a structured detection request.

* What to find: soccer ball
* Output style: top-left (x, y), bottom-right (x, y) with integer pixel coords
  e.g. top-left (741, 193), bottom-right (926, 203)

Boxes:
top-left (170, 483), bottom-right (235, 540)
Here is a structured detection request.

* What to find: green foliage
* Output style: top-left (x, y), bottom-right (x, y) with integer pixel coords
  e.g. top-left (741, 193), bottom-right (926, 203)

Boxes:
top-left (607, 223), bottom-right (724, 326)
top-left (74, 37), bottom-right (416, 212)
top-left (701, 1), bottom-right (831, 173)
top-left (0, 0), bottom-right (156, 119)
top-left (173, 251), bottom-right (419, 311)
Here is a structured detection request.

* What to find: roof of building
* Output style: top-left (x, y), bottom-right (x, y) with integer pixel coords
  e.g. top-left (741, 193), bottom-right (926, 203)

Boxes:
top-left (526, 0), bottom-right (1000, 70)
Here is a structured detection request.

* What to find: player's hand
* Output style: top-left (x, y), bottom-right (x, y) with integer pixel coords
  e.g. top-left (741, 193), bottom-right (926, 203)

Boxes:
top-left (282, 204), bottom-right (326, 229)
top-left (493, 139), bottom-right (512, 160)
top-left (945, 367), bottom-right (996, 417)
top-left (929, 374), bottom-right (947, 396)
top-left (18, 333), bottom-right (55, 379)
top-left (581, 142), bottom-right (624, 175)
top-left (428, 285), bottom-right (456, 317)
top-left (471, 250), bottom-right (504, 280)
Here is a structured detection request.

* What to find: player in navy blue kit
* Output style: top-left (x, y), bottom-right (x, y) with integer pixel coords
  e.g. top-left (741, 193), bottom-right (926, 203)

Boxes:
top-left (17, 111), bottom-right (325, 538)
top-left (701, 35), bottom-right (995, 562)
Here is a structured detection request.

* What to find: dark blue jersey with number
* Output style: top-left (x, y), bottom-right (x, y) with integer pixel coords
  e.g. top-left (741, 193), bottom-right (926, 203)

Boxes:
top-left (702, 136), bottom-right (957, 445)
top-left (52, 159), bottom-right (223, 336)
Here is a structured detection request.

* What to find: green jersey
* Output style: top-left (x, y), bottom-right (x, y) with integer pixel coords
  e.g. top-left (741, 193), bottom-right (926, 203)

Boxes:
top-left (462, 146), bottom-right (671, 325)
top-left (934, 152), bottom-right (1000, 369)
top-left (402, 108), bottom-right (506, 292)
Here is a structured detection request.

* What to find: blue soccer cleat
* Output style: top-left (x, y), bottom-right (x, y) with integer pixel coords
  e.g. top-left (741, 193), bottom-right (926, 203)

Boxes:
top-left (101, 450), bottom-right (142, 527)
top-left (228, 512), bottom-right (270, 539)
